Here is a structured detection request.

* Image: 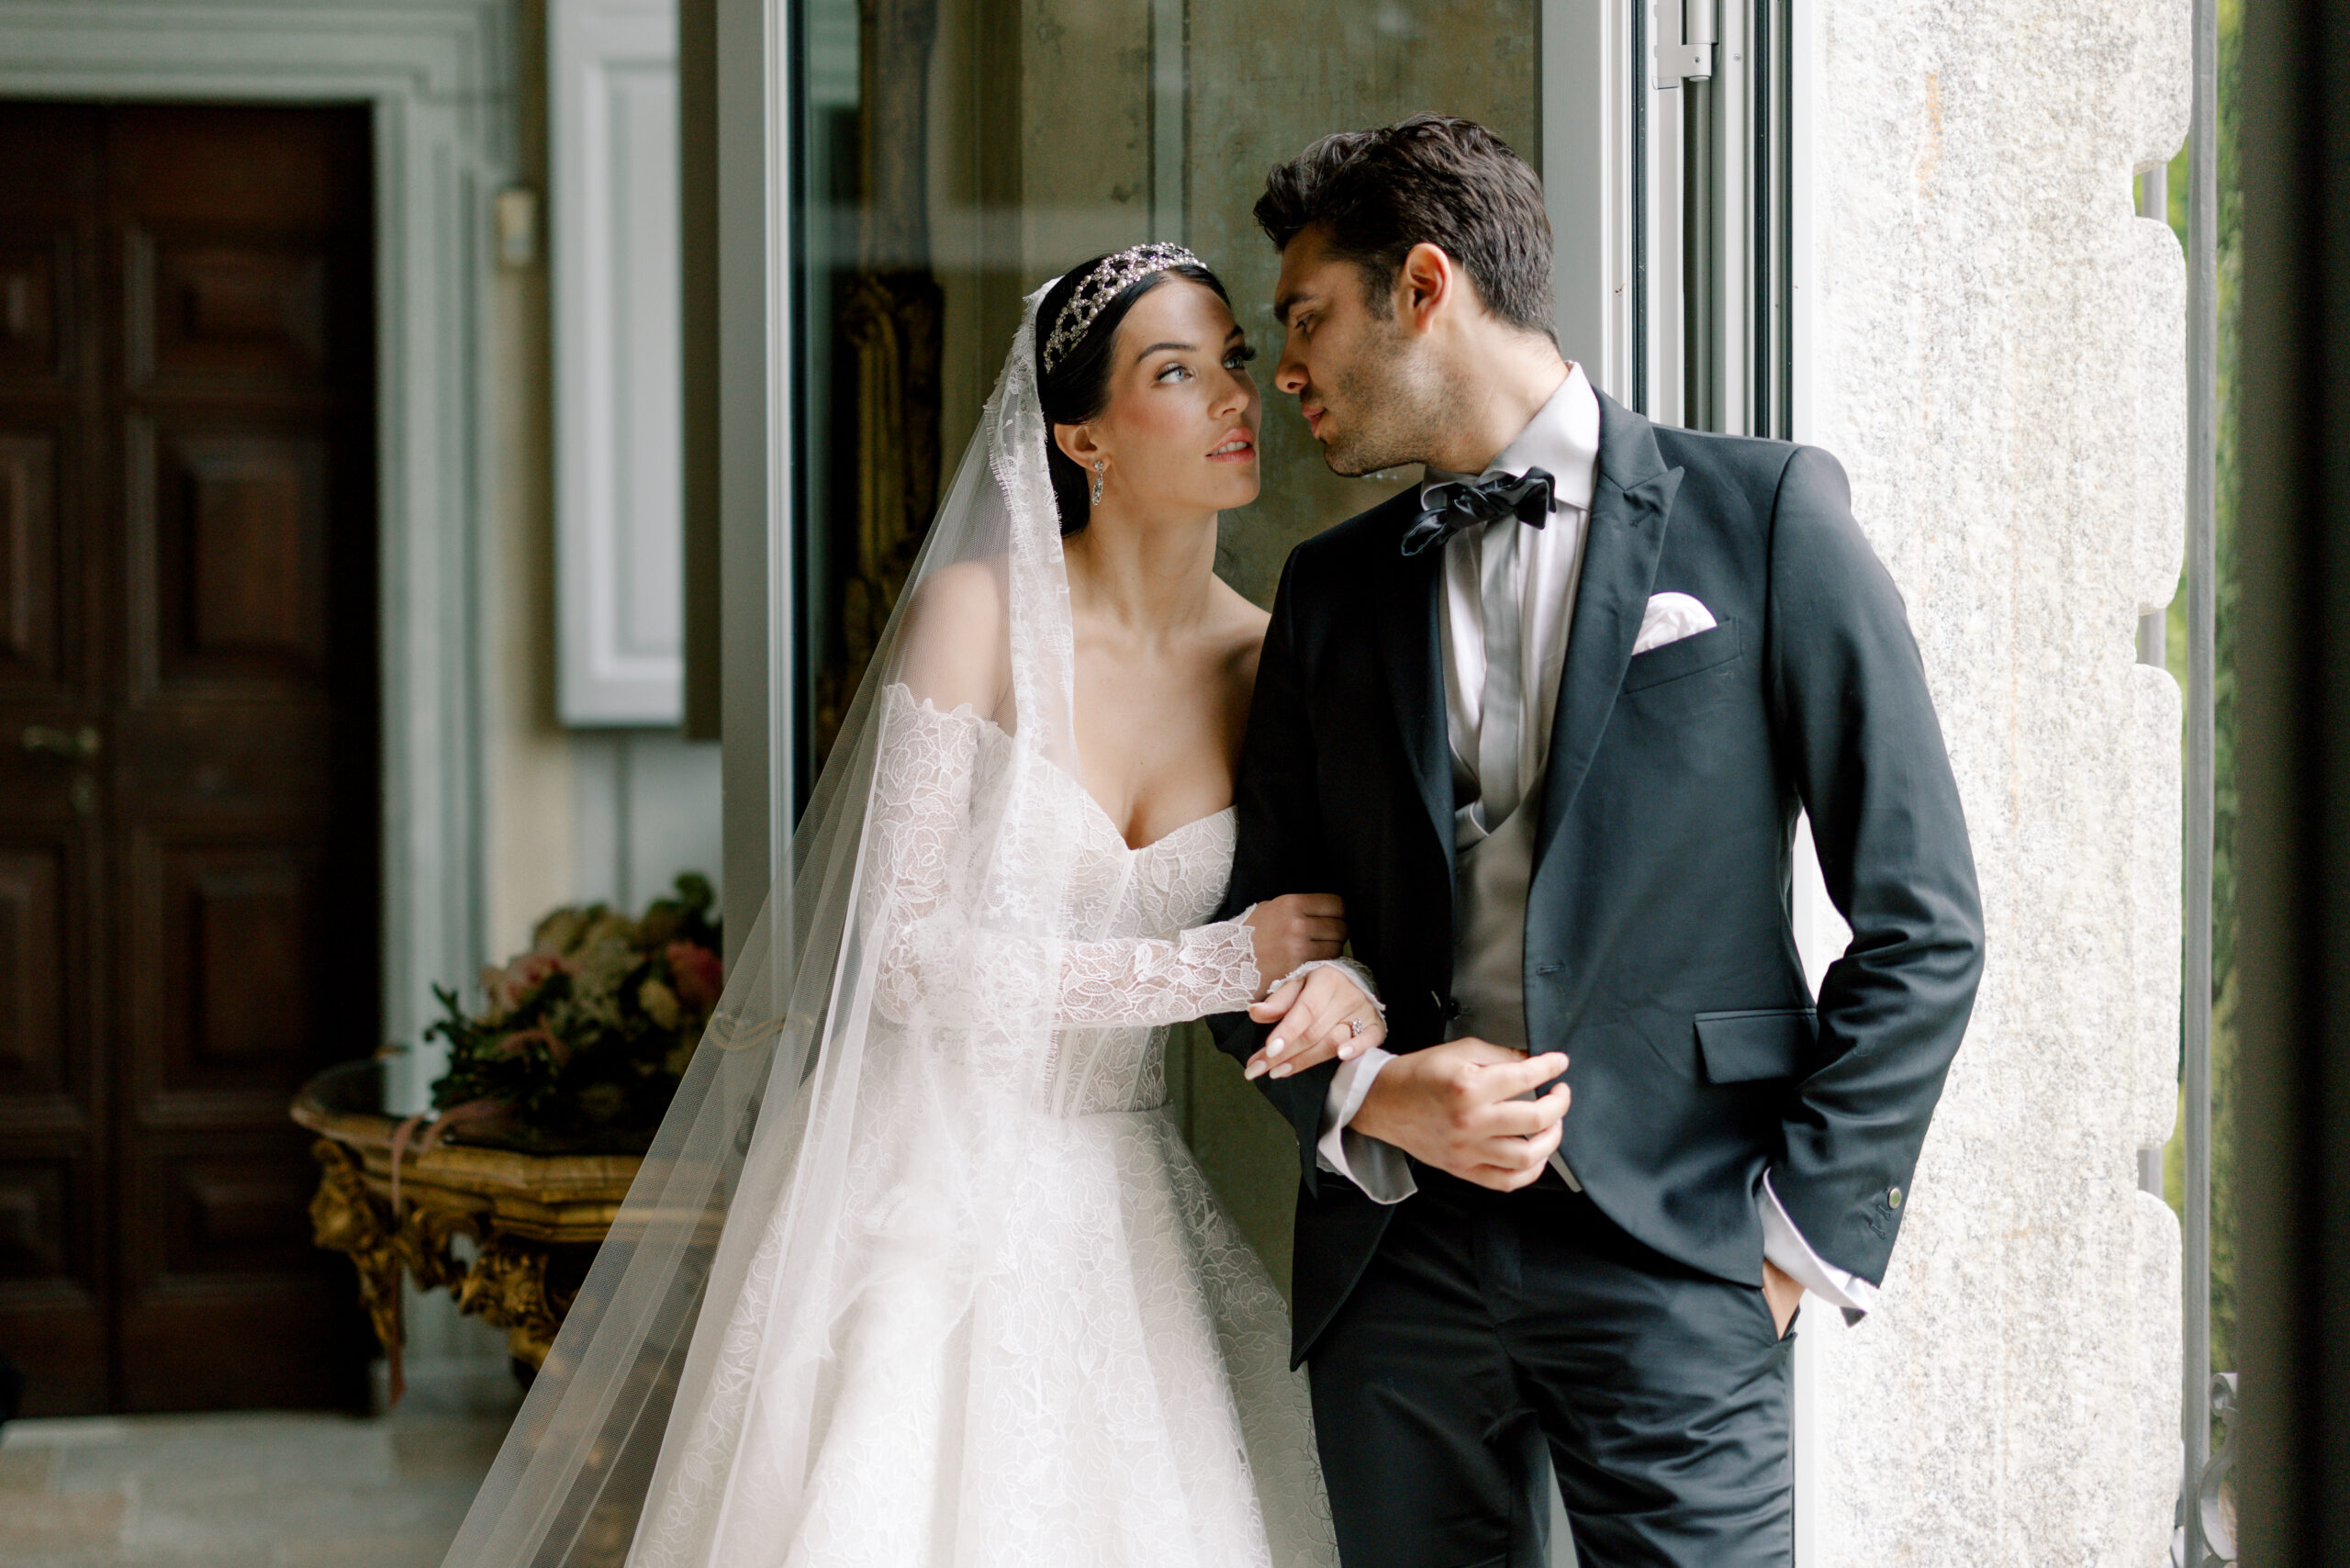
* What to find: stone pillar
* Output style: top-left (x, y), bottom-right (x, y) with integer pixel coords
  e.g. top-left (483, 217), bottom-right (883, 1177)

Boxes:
top-left (1799, 0), bottom-right (2190, 1557)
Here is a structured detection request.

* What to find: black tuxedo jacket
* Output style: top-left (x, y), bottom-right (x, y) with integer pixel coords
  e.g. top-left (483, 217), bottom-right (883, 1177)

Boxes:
top-left (1213, 393), bottom-right (1985, 1363)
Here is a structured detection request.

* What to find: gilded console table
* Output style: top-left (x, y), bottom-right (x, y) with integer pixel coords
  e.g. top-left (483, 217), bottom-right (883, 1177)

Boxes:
top-left (291, 1060), bottom-right (642, 1379)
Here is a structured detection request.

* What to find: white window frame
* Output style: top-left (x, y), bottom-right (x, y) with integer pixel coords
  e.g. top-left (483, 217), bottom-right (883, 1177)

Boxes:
top-left (1546, 4), bottom-right (1826, 1560)
top-left (552, 0), bottom-right (691, 725)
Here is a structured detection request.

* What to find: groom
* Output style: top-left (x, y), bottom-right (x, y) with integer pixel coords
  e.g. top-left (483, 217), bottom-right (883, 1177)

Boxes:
top-left (1215, 116), bottom-right (1984, 1567)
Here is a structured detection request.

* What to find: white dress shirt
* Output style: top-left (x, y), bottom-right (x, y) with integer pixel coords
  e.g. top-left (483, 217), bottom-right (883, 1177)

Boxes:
top-left (1312, 363), bottom-right (1878, 1319)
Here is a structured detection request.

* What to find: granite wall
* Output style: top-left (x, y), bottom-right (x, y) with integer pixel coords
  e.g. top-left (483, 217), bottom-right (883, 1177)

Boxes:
top-left (1796, 0), bottom-right (2190, 1555)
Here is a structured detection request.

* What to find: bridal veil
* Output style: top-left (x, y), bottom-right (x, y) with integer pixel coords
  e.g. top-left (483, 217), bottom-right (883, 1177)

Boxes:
top-left (438, 284), bottom-right (1107, 1566)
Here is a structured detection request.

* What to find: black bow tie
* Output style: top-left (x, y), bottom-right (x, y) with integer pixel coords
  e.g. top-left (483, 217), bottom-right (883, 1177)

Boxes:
top-left (1399, 467), bottom-right (1556, 557)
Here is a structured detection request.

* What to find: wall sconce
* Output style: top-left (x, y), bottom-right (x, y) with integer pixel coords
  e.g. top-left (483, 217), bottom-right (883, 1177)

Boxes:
top-left (495, 185), bottom-right (540, 270)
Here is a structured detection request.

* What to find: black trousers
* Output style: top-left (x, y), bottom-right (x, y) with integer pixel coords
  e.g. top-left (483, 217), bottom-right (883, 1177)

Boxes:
top-left (1306, 1171), bottom-right (1794, 1568)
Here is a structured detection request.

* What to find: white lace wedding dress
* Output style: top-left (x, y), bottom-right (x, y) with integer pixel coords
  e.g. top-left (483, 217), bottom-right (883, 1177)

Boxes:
top-left (628, 684), bottom-right (1338, 1568)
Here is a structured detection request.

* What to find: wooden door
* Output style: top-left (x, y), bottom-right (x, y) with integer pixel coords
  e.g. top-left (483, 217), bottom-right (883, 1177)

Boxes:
top-left (0, 102), bottom-right (379, 1416)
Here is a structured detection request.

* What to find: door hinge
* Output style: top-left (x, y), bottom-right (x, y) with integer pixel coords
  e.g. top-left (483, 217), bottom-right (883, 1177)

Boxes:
top-left (1654, 0), bottom-right (1717, 86)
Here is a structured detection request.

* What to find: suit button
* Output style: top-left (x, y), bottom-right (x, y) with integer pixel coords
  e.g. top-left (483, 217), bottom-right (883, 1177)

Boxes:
top-left (1887, 1186), bottom-right (1904, 1210)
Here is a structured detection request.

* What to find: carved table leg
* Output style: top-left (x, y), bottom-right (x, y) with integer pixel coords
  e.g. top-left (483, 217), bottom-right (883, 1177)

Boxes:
top-left (308, 1139), bottom-right (476, 1398)
top-left (456, 1234), bottom-right (578, 1371)
top-left (307, 1140), bottom-right (408, 1367)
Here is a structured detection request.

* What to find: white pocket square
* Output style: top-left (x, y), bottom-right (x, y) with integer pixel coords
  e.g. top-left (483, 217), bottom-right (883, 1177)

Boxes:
top-left (1631, 591), bottom-right (1718, 655)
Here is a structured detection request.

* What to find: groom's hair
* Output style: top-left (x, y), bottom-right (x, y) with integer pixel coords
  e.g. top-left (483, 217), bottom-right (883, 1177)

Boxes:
top-left (1255, 115), bottom-right (1553, 338)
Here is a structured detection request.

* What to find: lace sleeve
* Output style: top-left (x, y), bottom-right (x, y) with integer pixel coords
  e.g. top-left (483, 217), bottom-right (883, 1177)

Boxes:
top-left (1046, 918), bottom-right (1261, 1026)
top-left (863, 688), bottom-right (1262, 1030)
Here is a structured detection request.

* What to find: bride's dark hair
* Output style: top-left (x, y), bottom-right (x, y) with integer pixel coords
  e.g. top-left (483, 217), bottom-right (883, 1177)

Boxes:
top-left (1036, 252), bottom-right (1233, 534)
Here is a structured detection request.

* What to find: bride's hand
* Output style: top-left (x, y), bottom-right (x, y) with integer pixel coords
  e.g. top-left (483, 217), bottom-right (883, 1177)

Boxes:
top-left (1244, 894), bottom-right (1346, 994)
top-left (1244, 966), bottom-right (1387, 1080)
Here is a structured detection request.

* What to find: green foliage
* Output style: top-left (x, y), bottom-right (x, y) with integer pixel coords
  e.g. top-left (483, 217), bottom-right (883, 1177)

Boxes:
top-left (424, 874), bottom-right (726, 1153)
top-left (2160, 0), bottom-right (2240, 1380)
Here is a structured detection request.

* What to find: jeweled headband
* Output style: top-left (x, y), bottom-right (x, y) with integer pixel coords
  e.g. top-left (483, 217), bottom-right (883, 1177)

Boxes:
top-left (1039, 242), bottom-right (1205, 375)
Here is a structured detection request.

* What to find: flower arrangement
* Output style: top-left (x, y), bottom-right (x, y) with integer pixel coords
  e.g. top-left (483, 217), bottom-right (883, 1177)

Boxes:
top-left (421, 873), bottom-right (725, 1153)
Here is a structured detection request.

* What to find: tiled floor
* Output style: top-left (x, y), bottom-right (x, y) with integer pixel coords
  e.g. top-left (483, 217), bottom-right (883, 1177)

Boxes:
top-left (0, 1407), bottom-right (516, 1568)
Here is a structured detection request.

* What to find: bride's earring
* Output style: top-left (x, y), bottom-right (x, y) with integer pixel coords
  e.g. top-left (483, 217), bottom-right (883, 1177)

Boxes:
top-left (1090, 459), bottom-right (1106, 507)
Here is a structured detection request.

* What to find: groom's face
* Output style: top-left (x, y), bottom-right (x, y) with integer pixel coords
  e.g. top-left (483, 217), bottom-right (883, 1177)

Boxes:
top-left (1270, 228), bottom-right (1447, 477)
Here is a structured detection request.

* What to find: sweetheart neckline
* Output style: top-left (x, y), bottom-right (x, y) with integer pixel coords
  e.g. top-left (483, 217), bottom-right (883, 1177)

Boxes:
top-left (891, 684), bottom-right (1235, 857)
top-left (1067, 786), bottom-right (1236, 857)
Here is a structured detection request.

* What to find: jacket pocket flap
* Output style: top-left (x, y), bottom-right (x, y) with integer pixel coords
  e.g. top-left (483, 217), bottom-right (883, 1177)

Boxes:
top-left (1623, 618), bottom-right (1742, 691)
top-left (1694, 1007), bottom-right (1816, 1083)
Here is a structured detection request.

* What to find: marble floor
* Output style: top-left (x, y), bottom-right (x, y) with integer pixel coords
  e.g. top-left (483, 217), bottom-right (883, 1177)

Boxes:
top-left (0, 1407), bottom-right (517, 1568)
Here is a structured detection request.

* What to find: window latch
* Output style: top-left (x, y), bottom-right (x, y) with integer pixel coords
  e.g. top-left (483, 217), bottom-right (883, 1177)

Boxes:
top-left (1654, 0), bottom-right (1716, 86)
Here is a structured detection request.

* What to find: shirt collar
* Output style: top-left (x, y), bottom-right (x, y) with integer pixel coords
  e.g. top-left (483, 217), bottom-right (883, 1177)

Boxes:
top-left (1418, 361), bottom-right (1602, 514)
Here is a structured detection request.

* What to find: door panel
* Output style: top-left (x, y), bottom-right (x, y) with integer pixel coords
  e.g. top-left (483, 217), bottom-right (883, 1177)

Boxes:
top-left (131, 232), bottom-right (333, 389)
top-left (0, 841), bottom-right (68, 1091)
top-left (136, 837), bottom-right (329, 1098)
top-left (0, 241), bottom-right (65, 381)
top-left (0, 431), bottom-right (60, 685)
top-left (129, 418), bottom-right (333, 689)
top-left (0, 100), bottom-right (375, 1417)
top-left (0, 1159), bottom-right (78, 1282)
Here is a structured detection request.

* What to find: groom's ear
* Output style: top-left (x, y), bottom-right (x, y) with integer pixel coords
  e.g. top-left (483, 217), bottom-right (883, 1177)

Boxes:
top-left (1397, 241), bottom-right (1466, 333)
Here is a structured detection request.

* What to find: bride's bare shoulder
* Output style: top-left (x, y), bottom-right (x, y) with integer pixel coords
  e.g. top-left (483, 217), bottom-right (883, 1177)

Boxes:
top-left (895, 557), bottom-right (1012, 717)
top-left (1207, 576), bottom-right (1272, 697)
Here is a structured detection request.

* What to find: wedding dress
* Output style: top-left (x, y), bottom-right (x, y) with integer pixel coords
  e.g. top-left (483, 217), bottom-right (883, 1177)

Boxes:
top-left (630, 689), bottom-right (1333, 1567)
top-left (437, 272), bottom-right (1337, 1568)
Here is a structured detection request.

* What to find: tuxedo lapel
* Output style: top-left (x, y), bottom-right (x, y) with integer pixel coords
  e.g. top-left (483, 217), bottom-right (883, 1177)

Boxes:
top-left (1375, 501), bottom-right (1458, 888)
top-left (1532, 395), bottom-right (1681, 876)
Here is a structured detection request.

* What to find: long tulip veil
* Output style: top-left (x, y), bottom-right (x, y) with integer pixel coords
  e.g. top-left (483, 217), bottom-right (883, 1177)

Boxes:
top-left (439, 283), bottom-right (1094, 1566)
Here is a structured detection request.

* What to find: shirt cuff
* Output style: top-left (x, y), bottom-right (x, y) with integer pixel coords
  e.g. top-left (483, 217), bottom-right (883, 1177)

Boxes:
top-left (1760, 1171), bottom-right (1881, 1320)
top-left (1315, 1048), bottom-right (1417, 1204)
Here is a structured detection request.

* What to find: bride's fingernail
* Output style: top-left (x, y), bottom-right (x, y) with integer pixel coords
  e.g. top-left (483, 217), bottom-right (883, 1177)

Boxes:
top-left (1244, 1060), bottom-right (1265, 1080)
top-left (1270, 1063), bottom-right (1292, 1079)
top-left (1266, 1037), bottom-right (1286, 1058)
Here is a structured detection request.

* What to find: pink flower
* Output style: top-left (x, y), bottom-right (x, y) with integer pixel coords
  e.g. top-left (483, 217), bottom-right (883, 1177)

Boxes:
top-left (666, 941), bottom-right (724, 1014)
top-left (485, 951), bottom-right (574, 1016)
top-left (494, 1026), bottom-right (571, 1066)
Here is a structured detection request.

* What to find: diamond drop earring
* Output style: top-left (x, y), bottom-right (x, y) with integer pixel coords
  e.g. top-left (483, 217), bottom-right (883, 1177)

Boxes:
top-left (1090, 459), bottom-right (1106, 507)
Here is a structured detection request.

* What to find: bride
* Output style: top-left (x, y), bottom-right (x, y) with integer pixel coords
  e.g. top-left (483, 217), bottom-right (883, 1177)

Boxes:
top-left (440, 245), bottom-right (1382, 1567)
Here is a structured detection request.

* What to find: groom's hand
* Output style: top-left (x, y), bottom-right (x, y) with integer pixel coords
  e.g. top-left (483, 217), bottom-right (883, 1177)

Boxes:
top-left (1352, 1039), bottom-right (1570, 1192)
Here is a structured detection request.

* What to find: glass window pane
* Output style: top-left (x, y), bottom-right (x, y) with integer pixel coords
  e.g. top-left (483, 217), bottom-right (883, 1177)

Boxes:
top-left (790, 0), bottom-right (1544, 768)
